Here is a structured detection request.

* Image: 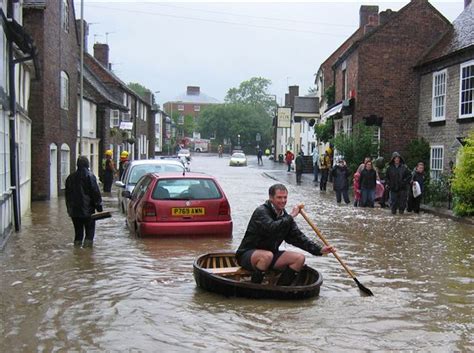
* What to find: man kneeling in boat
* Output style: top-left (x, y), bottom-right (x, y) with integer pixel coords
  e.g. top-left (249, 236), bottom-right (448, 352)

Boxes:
top-left (236, 183), bottom-right (335, 285)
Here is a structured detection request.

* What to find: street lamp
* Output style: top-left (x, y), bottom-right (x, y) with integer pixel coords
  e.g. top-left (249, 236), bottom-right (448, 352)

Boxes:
top-left (237, 134), bottom-right (240, 147)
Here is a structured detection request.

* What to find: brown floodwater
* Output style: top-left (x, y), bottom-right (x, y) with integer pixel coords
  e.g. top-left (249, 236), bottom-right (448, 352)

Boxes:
top-left (1, 155), bottom-right (472, 352)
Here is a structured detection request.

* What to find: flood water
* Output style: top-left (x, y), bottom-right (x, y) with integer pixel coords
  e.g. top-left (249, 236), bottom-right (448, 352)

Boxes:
top-left (1, 155), bottom-right (472, 352)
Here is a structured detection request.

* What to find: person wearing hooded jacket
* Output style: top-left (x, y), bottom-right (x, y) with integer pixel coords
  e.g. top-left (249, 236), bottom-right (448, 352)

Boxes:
top-left (66, 156), bottom-right (103, 247)
top-left (385, 152), bottom-right (411, 214)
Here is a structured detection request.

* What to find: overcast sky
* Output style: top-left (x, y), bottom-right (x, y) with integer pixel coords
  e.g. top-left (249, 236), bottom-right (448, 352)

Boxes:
top-left (78, 1), bottom-right (465, 106)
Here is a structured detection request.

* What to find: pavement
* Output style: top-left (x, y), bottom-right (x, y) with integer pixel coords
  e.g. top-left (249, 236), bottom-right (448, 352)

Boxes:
top-left (263, 160), bottom-right (474, 226)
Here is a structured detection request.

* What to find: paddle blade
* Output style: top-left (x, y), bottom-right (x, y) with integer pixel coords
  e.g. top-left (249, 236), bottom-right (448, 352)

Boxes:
top-left (353, 277), bottom-right (374, 296)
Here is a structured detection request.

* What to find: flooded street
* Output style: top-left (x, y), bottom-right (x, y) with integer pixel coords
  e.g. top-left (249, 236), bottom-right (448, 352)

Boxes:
top-left (1, 155), bottom-right (472, 352)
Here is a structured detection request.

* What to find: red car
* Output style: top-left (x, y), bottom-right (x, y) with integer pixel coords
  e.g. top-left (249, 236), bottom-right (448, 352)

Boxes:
top-left (124, 173), bottom-right (232, 237)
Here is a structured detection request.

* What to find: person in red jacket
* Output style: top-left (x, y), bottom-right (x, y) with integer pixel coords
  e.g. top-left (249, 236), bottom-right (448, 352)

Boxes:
top-left (284, 150), bottom-right (294, 172)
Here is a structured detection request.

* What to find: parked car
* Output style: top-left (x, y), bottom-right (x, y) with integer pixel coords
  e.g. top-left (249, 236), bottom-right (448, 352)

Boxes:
top-left (229, 152), bottom-right (247, 166)
top-left (115, 159), bottom-right (185, 213)
top-left (123, 173), bottom-right (232, 238)
top-left (178, 148), bottom-right (191, 161)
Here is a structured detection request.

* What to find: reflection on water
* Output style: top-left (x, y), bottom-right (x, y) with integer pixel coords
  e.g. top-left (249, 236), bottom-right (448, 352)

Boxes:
top-left (0, 156), bottom-right (472, 351)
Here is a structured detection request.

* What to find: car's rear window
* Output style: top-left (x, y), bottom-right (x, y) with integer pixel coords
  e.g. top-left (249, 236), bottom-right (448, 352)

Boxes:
top-left (232, 153), bottom-right (245, 158)
top-left (129, 164), bottom-right (184, 184)
top-left (152, 178), bottom-right (222, 200)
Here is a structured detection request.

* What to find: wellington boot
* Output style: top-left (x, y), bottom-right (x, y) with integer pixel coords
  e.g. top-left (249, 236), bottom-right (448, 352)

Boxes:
top-left (251, 270), bottom-right (265, 284)
top-left (276, 267), bottom-right (298, 286)
top-left (82, 239), bottom-right (94, 248)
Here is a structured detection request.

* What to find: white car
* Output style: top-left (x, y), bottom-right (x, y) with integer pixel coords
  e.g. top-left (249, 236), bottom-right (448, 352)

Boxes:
top-left (115, 159), bottom-right (185, 214)
top-left (229, 152), bottom-right (247, 166)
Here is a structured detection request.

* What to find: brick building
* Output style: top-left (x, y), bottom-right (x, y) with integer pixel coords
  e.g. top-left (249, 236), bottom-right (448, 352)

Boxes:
top-left (85, 43), bottom-right (155, 169)
top-left (416, 0), bottom-right (474, 180)
top-left (317, 0), bottom-right (452, 160)
top-left (163, 86), bottom-right (219, 141)
top-left (23, 0), bottom-right (79, 200)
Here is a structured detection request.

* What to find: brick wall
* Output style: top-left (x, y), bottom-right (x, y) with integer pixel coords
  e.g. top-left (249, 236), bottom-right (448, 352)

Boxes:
top-left (335, 0), bottom-right (451, 158)
top-left (24, 0), bottom-right (79, 200)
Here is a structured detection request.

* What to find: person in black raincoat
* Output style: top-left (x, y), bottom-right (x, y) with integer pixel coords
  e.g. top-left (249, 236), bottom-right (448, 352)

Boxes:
top-left (331, 159), bottom-right (351, 204)
top-left (385, 152), bottom-right (412, 214)
top-left (66, 156), bottom-right (103, 247)
top-left (295, 152), bottom-right (304, 184)
top-left (236, 184), bottom-right (335, 285)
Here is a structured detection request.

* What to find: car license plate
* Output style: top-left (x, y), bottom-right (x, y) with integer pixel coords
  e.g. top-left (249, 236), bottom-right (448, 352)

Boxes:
top-left (172, 207), bottom-right (205, 216)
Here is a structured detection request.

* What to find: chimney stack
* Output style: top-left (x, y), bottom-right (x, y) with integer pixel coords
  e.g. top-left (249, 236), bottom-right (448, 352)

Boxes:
top-left (288, 85), bottom-right (299, 108)
top-left (93, 43), bottom-right (109, 69)
top-left (76, 19), bottom-right (89, 53)
top-left (359, 5), bottom-right (379, 28)
top-left (187, 86), bottom-right (200, 95)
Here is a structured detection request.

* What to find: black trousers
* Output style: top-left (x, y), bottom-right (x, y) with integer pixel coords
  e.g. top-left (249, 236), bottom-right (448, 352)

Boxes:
top-left (407, 192), bottom-right (422, 213)
top-left (320, 169), bottom-right (329, 190)
top-left (390, 189), bottom-right (408, 214)
top-left (103, 171), bottom-right (114, 192)
top-left (335, 189), bottom-right (350, 204)
top-left (72, 217), bottom-right (95, 243)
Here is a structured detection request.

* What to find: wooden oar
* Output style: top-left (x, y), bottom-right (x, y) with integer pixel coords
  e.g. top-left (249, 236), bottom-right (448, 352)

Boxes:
top-left (300, 209), bottom-right (374, 296)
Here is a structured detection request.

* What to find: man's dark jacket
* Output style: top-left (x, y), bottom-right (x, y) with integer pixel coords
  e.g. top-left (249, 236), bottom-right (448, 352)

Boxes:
top-left (65, 166), bottom-right (103, 218)
top-left (236, 200), bottom-right (323, 259)
top-left (385, 155), bottom-right (411, 192)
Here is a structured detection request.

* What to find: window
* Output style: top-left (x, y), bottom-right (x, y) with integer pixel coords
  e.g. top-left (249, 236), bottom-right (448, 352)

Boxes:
top-left (460, 60), bottom-right (474, 118)
top-left (194, 105), bottom-right (200, 112)
top-left (430, 146), bottom-right (444, 180)
top-left (432, 70), bottom-right (447, 120)
top-left (61, 0), bottom-right (69, 32)
top-left (60, 71), bottom-right (69, 110)
top-left (60, 144), bottom-right (70, 189)
top-left (177, 115), bottom-right (184, 125)
top-left (177, 104), bottom-right (184, 111)
top-left (110, 110), bottom-right (120, 127)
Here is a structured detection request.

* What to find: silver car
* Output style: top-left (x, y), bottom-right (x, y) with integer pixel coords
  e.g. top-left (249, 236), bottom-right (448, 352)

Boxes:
top-left (115, 159), bottom-right (185, 213)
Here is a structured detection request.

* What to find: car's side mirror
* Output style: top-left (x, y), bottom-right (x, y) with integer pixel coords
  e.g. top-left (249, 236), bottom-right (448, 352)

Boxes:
top-left (122, 190), bottom-right (132, 199)
top-left (115, 181), bottom-right (125, 188)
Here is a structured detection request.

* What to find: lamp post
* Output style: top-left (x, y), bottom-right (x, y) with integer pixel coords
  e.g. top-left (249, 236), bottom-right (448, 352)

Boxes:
top-left (237, 134), bottom-right (240, 147)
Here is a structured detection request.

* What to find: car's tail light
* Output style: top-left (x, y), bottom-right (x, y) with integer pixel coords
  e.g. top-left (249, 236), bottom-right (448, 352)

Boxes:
top-left (218, 200), bottom-right (230, 216)
top-left (139, 202), bottom-right (157, 222)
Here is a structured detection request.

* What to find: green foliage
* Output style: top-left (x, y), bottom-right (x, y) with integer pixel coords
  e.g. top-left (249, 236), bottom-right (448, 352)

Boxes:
top-left (225, 77), bottom-right (276, 116)
top-left (331, 122), bottom-right (378, 173)
top-left (452, 130), bottom-right (474, 216)
top-left (423, 174), bottom-right (451, 208)
top-left (324, 85), bottom-right (335, 106)
top-left (171, 114), bottom-right (195, 138)
top-left (314, 118), bottom-right (334, 143)
top-left (127, 82), bottom-right (151, 101)
top-left (405, 137), bottom-right (431, 171)
top-left (198, 103), bottom-right (272, 152)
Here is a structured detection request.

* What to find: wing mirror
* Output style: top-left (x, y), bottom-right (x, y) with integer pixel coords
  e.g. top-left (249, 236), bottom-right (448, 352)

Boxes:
top-left (115, 181), bottom-right (125, 188)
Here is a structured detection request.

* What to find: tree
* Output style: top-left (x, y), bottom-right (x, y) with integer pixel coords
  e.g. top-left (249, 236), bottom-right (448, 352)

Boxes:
top-left (331, 123), bottom-right (378, 173)
top-left (225, 77), bottom-right (276, 116)
top-left (405, 137), bottom-right (430, 171)
top-left (198, 104), bottom-right (272, 153)
top-left (314, 118), bottom-right (334, 143)
top-left (127, 82), bottom-right (151, 101)
top-left (452, 130), bottom-right (474, 216)
top-left (324, 85), bottom-right (335, 106)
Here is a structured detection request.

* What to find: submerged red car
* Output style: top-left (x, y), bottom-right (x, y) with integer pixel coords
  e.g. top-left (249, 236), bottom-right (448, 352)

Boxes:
top-left (124, 173), bottom-right (232, 237)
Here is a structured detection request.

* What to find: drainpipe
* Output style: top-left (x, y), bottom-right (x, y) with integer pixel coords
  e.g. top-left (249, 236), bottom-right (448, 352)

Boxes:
top-left (8, 40), bottom-right (20, 231)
